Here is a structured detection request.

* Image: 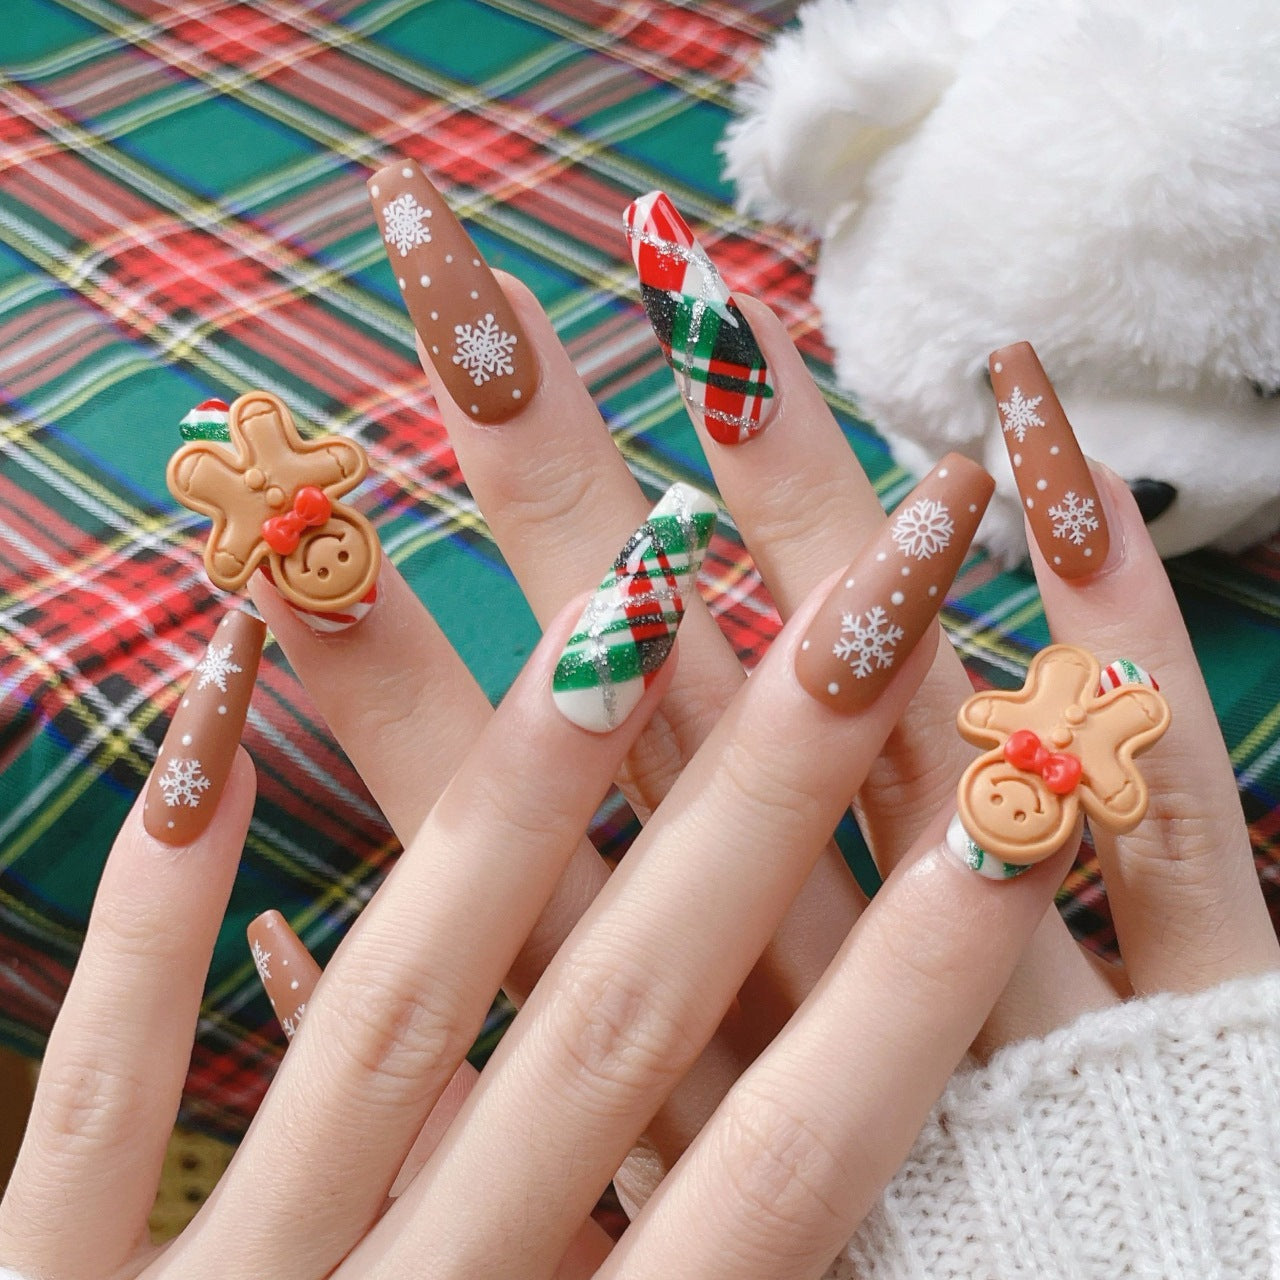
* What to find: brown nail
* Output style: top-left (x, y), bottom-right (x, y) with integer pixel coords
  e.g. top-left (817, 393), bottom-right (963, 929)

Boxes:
top-left (989, 342), bottom-right (1109, 578)
top-left (247, 909), bottom-right (322, 1041)
top-left (144, 609), bottom-right (265, 844)
top-left (796, 454), bottom-right (993, 713)
top-left (368, 160), bottom-right (538, 424)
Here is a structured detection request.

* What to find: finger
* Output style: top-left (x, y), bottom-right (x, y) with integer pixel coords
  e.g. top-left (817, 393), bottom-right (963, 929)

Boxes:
top-left (0, 613), bottom-right (263, 1277)
top-left (596, 817), bottom-right (1083, 1280)
top-left (619, 192), bottom-right (1114, 1045)
top-left (183, 504), bottom-right (696, 1280)
top-left (354, 459), bottom-right (990, 1278)
top-left (367, 161), bottom-right (865, 1038)
top-left (990, 342), bottom-right (1280, 992)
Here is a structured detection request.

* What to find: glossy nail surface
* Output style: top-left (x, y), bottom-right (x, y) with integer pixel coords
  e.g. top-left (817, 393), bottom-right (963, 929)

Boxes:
top-left (989, 342), bottom-right (1109, 578)
top-left (248, 909), bottom-right (322, 1041)
top-left (796, 454), bottom-right (993, 714)
top-left (552, 483), bottom-right (717, 733)
top-left (624, 191), bottom-right (775, 445)
top-left (368, 160), bottom-right (537, 424)
top-left (144, 609), bottom-right (265, 844)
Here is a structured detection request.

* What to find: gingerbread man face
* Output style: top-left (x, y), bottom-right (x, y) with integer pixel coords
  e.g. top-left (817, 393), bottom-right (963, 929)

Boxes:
top-left (167, 391), bottom-right (380, 613)
top-left (956, 645), bottom-right (1171, 864)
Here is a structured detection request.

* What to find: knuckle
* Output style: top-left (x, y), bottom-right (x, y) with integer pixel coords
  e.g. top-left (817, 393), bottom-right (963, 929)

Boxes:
top-left (483, 447), bottom-right (597, 531)
top-left (715, 732), bottom-right (821, 830)
top-left (542, 952), bottom-right (700, 1115)
top-left (711, 1082), bottom-right (849, 1241)
top-left (35, 1056), bottom-right (150, 1154)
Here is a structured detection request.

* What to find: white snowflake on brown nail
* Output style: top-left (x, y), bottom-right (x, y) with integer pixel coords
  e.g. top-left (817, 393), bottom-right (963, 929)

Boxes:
top-left (891, 497), bottom-right (955, 559)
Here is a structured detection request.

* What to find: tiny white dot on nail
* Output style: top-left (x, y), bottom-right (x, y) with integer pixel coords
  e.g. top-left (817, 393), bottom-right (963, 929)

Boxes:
top-left (430, 310), bottom-right (439, 320)
top-left (928, 584), bottom-right (938, 597)
top-left (1053, 555), bottom-right (1062, 565)
top-left (827, 682), bottom-right (840, 696)
top-left (801, 640), bottom-right (810, 651)
top-left (218, 705), bottom-right (227, 715)
top-left (167, 820), bottom-right (175, 829)
top-left (282, 958), bottom-right (289, 965)
top-left (512, 388), bottom-right (522, 399)
top-left (469, 290), bottom-right (479, 299)
top-left (993, 361), bottom-right (1003, 373)
top-left (370, 183), bottom-right (379, 197)
top-left (1013, 453), bottom-right (1022, 467)
top-left (1050, 445), bottom-right (1060, 455)
top-left (969, 503), bottom-right (978, 513)
top-left (901, 565), bottom-right (910, 576)
top-left (221, 615), bottom-right (231, 626)
top-left (445, 253), bottom-right (453, 263)
top-left (845, 577), bottom-right (855, 589)
top-left (419, 274), bottom-right (430, 287)
top-left (891, 591), bottom-right (905, 605)
top-left (266, 919), bottom-right (276, 929)
top-left (181, 698), bottom-right (190, 708)
top-left (1036, 479), bottom-right (1047, 491)
top-left (876, 551), bottom-right (887, 562)
top-left (401, 166), bottom-right (413, 178)
top-left (424, 208), bottom-right (432, 217)
top-left (181, 733), bottom-right (192, 746)
top-left (431, 345), bottom-right (439, 354)
top-left (397, 277), bottom-right (405, 289)
top-left (471, 404), bottom-right (480, 414)
top-left (290, 980), bottom-right (299, 990)
top-left (1026, 498), bottom-right (1034, 509)
top-left (1084, 547), bottom-right (1093, 557)
top-left (472, 258), bottom-right (480, 267)
top-left (938, 467), bottom-right (949, 478)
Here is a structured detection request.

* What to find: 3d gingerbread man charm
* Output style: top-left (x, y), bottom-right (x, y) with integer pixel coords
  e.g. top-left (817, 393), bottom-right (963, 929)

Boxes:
top-left (167, 390), bottom-right (380, 613)
top-left (956, 645), bottom-right (1171, 865)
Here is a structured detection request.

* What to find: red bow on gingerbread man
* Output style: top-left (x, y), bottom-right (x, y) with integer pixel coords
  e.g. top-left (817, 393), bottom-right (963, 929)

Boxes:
top-left (956, 645), bottom-right (1171, 865)
top-left (167, 391), bottom-right (380, 614)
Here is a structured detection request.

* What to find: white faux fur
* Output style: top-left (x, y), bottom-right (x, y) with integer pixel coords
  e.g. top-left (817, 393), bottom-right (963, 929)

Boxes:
top-left (723, 0), bottom-right (1280, 559)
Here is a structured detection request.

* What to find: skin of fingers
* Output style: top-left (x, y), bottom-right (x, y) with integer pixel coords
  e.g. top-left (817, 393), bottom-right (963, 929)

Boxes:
top-left (596, 818), bottom-right (1084, 1280)
top-left (1031, 466), bottom-right (1280, 992)
top-left (689, 294), bottom-right (1114, 1049)
top-left (413, 279), bottom-right (866, 1029)
top-left (0, 752), bottom-right (255, 1280)
top-left (170, 596), bottom-right (675, 1280)
top-left (343, 572), bottom-right (945, 1280)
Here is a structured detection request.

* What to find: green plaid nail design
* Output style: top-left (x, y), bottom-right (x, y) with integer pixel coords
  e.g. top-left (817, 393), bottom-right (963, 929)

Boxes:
top-left (553, 483), bottom-right (717, 733)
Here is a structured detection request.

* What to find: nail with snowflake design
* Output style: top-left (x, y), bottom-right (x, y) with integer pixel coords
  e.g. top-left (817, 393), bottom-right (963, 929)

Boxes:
top-left (623, 191), bottom-right (776, 445)
top-left (989, 341), bottom-right (1110, 579)
top-left (368, 159), bottom-right (538, 424)
top-left (247, 909), bottom-right (321, 1043)
top-left (143, 609), bottom-right (266, 845)
top-left (553, 483), bottom-right (717, 733)
top-left (796, 454), bottom-right (994, 714)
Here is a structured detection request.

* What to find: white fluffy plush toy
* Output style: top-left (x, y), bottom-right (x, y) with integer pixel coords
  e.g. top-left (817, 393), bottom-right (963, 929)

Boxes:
top-left (723, 0), bottom-right (1280, 561)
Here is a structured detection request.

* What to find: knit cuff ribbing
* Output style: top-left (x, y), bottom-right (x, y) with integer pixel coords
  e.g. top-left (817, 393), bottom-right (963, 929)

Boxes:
top-left (830, 969), bottom-right (1280, 1280)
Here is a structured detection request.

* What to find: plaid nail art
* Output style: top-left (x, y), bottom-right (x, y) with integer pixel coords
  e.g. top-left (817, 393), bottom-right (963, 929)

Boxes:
top-left (553, 484), bottom-right (717, 733)
top-left (624, 192), bottom-right (776, 445)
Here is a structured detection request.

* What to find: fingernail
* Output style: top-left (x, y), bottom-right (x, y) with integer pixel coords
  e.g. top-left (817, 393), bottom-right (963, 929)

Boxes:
top-left (941, 812), bottom-right (1031, 880)
top-left (368, 160), bottom-right (538, 424)
top-left (623, 191), bottom-right (776, 445)
top-left (258, 562), bottom-right (380, 635)
top-left (796, 454), bottom-right (993, 713)
top-left (144, 609), bottom-right (265, 844)
top-left (552, 483), bottom-right (717, 733)
top-left (247, 909), bottom-right (322, 1041)
top-left (989, 342), bottom-right (1109, 578)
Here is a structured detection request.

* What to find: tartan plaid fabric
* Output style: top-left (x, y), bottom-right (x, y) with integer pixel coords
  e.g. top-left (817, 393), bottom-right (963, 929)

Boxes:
top-left (0, 0), bottom-right (1277, 1142)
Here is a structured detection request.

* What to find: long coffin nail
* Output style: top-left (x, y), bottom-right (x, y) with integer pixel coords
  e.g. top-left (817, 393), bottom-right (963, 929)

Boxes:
top-left (368, 160), bottom-right (538, 424)
top-left (144, 609), bottom-right (265, 844)
top-left (796, 455), bottom-right (993, 713)
top-left (552, 483), bottom-right (717, 733)
top-left (989, 342), bottom-right (1109, 578)
top-left (247, 910), bottom-right (321, 1041)
top-left (623, 191), bottom-right (776, 445)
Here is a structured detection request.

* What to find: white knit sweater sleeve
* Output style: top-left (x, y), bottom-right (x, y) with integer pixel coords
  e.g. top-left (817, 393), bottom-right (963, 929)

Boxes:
top-left (827, 969), bottom-right (1280, 1280)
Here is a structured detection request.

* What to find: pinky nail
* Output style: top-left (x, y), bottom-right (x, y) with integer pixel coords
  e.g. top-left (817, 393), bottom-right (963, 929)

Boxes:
top-left (143, 609), bottom-right (265, 845)
top-left (623, 191), bottom-right (776, 444)
top-left (943, 813), bottom-right (1031, 880)
top-left (247, 910), bottom-right (321, 1041)
top-left (796, 454), bottom-right (993, 713)
top-left (989, 342), bottom-right (1110, 578)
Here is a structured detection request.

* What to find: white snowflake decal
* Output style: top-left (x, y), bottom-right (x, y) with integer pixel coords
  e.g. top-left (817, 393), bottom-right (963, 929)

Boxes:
top-left (452, 313), bottom-right (518, 386)
top-left (158, 758), bottom-right (210, 808)
top-left (1048, 490), bottom-right (1100, 545)
top-left (891, 497), bottom-right (955, 560)
top-left (382, 193), bottom-right (431, 256)
top-left (252, 938), bottom-right (271, 982)
top-left (998, 386), bottom-right (1046, 442)
top-left (832, 606), bottom-right (905, 679)
top-left (195, 641), bottom-right (242, 692)
top-left (282, 1002), bottom-right (307, 1040)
